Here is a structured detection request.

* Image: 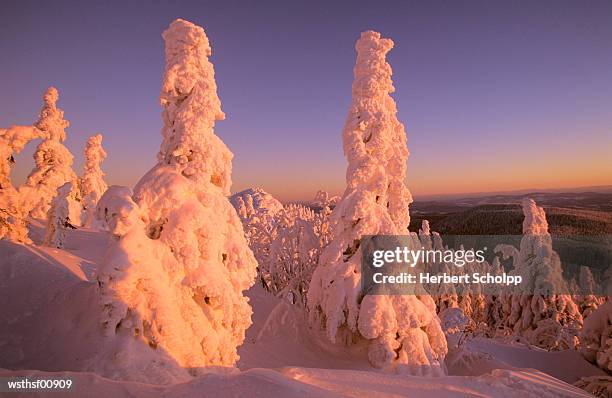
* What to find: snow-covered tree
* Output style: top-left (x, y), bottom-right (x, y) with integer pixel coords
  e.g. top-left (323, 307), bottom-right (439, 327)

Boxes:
top-left (0, 125), bottom-right (42, 242)
top-left (494, 198), bottom-right (582, 350)
top-left (307, 31), bottom-right (447, 375)
top-left (580, 301), bottom-right (612, 373)
top-left (97, 19), bottom-right (257, 381)
top-left (44, 182), bottom-right (76, 248)
top-left (21, 88), bottom-right (79, 221)
top-left (312, 190), bottom-right (339, 209)
top-left (576, 266), bottom-right (604, 318)
top-left (80, 134), bottom-right (108, 227)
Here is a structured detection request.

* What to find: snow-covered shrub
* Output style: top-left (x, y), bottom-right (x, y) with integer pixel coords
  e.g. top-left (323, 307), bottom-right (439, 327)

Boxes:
top-left (232, 192), bottom-right (330, 305)
top-left (80, 134), bottom-right (108, 227)
top-left (230, 188), bottom-right (331, 302)
top-left (21, 88), bottom-right (79, 220)
top-left (97, 19), bottom-right (257, 381)
top-left (439, 307), bottom-right (471, 335)
top-left (267, 204), bottom-right (330, 305)
top-left (0, 125), bottom-right (42, 242)
top-left (307, 31), bottom-right (447, 375)
top-left (44, 182), bottom-right (77, 248)
top-left (580, 301), bottom-right (612, 373)
top-left (494, 198), bottom-right (582, 350)
top-left (94, 186), bottom-right (141, 237)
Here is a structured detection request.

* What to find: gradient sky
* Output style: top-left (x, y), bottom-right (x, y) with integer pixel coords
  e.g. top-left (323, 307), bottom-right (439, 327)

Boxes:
top-left (1, 0), bottom-right (611, 202)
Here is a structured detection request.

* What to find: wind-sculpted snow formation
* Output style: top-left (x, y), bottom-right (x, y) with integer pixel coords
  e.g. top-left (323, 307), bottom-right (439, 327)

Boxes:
top-left (494, 198), bottom-right (582, 350)
top-left (80, 134), bottom-right (108, 227)
top-left (0, 125), bottom-right (42, 242)
top-left (21, 88), bottom-right (79, 222)
top-left (307, 31), bottom-right (447, 375)
top-left (96, 19), bottom-right (257, 382)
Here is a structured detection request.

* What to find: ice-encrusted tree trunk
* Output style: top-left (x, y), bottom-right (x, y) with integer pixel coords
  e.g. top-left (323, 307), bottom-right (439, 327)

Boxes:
top-left (80, 134), bottom-right (108, 227)
top-left (21, 88), bottom-right (79, 221)
top-left (307, 31), bottom-right (447, 375)
top-left (495, 198), bottom-right (582, 350)
top-left (44, 182), bottom-right (76, 248)
top-left (97, 19), bottom-right (257, 382)
top-left (0, 125), bottom-right (43, 242)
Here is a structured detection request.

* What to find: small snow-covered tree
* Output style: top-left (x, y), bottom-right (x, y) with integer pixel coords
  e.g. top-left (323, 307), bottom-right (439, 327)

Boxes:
top-left (0, 125), bottom-right (42, 242)
top-left (44, 182), bottom-right (76, 248)
top-left (580, 301), bottom-right (612, 373)
top-left (97, 19), bottom-right (256, 381)
top-left (307, 31), bottom-right (447, 375)
top-left (21, 88), bottom-right (79, 221)
top-left (80, 134), bottom-right (108, 227)
top-left (494, 198), bottom-right (582, 350)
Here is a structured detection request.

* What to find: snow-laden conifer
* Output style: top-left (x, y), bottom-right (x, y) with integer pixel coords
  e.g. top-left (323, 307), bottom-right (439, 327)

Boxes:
top-left (80, 134), bottom-right (107, 227)
top-left (307, 31), bottom-right (447, 375)
top-left (96, 19), bottom-right (257, 381)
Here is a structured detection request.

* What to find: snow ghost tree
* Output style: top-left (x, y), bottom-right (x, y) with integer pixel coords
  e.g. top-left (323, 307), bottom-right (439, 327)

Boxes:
top-left (97, 19), bottom-right (257, 381)
top-left (44, 182), bottom-right (76, 248)
top-left (494, 198), bottom-right (582, 350)
top-left (80, 134), bottom-right (108, 227)
top-left (0, 125), bottom-right (42, 242)
top-left (307, 31), bottom-right (447, 375)
top-left (21, 88), bottom-right (79, 221)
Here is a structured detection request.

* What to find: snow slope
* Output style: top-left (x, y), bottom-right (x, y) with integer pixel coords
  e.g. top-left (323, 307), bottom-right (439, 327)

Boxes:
top-left (0, 225), bottom-right (602, 397)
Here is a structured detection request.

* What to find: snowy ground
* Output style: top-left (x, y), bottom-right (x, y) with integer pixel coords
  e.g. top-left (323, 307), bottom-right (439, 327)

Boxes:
top-left (0, 223), bottom-right (603, 397)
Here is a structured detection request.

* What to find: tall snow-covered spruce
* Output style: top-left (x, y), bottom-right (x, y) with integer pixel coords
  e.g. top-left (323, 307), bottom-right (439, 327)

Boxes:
top-left (21, 88), bottom-right (79, 221)
top-left (96, 19), bottom-right (257, 382)
top-left (307, 31), bottom-right (447, 375)
top-left (80, 134), bottom-right (108, 227)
